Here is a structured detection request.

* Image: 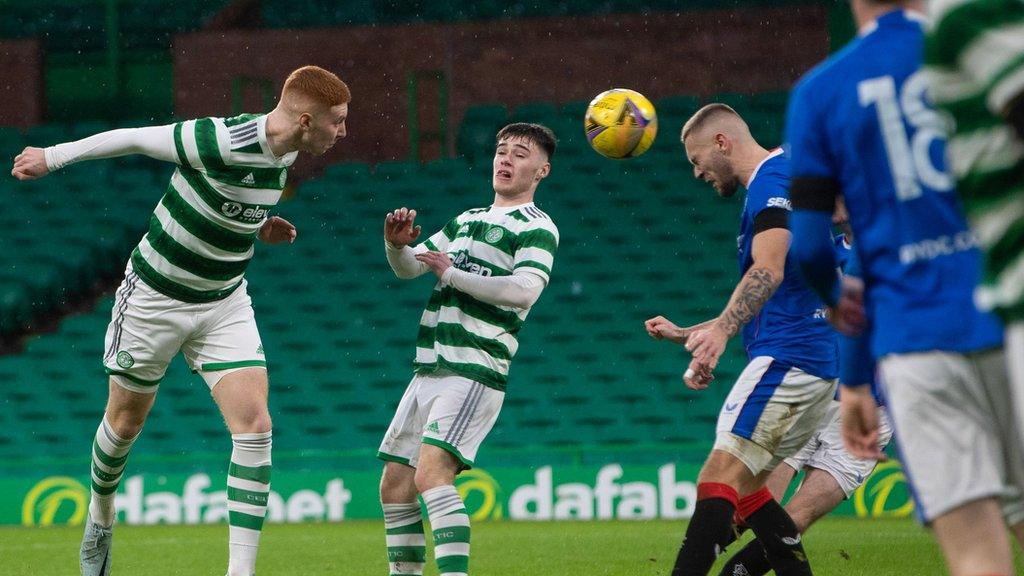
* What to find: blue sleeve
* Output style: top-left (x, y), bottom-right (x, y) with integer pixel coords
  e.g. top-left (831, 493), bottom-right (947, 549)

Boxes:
top-left (839, 329), bottom-right (875, 389)
top-left (785, 79), bottom-right (837, 181)
top-left (747, 168), bottom-right (791, 219)
top-left (791, 211), bottom-right (840, 306)
top-left (786, 78), bottom-right (841, 306)
top-left (838, 248), bottom-right (876, 391)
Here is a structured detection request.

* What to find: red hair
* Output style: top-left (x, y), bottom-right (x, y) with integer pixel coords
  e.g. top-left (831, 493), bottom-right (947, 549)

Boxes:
top-left (282, 65), bottom-right (350, 106)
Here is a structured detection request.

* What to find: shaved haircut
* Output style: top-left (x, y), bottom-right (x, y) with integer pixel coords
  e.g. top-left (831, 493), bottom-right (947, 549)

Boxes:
top-left (681, 103), bottom-right (752, 143)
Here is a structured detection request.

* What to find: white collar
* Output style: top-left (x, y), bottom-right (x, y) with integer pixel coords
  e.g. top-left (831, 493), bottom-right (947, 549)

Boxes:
top-left (491, 201), bottom-right (536, 212)
top-left (746, 148), bottom-right (784, 188)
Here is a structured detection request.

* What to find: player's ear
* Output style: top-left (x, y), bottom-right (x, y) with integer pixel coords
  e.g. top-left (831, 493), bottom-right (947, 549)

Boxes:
top-left (714, 132), bottom-right (730, 153)
top-left (298, 112), bottom-right (313, 130)
top-left (536, 163), bottom-right (550, 181)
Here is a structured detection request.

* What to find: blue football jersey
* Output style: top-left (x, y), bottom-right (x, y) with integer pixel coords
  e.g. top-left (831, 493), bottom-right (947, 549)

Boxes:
top-left (785, 9), bottom-right (1003, 358)
top-left (738, 150), bottom-right (838, 379)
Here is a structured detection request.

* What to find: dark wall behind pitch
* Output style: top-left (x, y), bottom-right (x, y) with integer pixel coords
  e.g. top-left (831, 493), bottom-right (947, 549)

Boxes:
top-left (0, 40), bottom-right (44, 128)
top-left (174, 6), bottom-right (827, 171)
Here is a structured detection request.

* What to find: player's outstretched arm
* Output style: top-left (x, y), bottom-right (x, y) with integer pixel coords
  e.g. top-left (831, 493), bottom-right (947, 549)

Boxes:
top-left (686, 228), bottom-right (788, 371)
top-left (644, 316), bottom-right (715, 345)
top-left (13, 125), bottom-right (179, 181)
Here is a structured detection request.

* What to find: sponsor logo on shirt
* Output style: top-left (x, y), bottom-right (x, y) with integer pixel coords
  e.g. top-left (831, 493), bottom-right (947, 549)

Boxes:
top-left (898, 231), bottom-right (978, 265)
top-left (221, 201), bottom-right (270, 223)
top-left (453, 252), bottom-right (493, 277)
top-left (766, 197), bottom-right (792, 211)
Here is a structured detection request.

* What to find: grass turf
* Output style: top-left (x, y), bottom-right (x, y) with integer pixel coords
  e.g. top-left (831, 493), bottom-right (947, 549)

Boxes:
top-left (2, 516), bottom-right (1016, 575)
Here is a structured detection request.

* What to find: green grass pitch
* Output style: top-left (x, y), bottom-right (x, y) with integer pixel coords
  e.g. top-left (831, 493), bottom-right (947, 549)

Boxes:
top-left (2, 517), bottom-right (1020, 575)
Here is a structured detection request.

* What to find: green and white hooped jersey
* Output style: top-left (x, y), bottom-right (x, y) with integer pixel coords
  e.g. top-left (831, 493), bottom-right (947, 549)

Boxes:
top-left (131, 114), bottom-right (297, 303)
top-left (414, 203), bottom-right (559, 391)
top-left (925, 0), bottom-right (1024, 320)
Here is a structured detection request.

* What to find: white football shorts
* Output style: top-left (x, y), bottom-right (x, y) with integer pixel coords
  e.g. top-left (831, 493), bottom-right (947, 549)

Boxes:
top-left (784, 400), bottom-right (893, 497)
top-left (714, 356), bottom-right (837, 476)
top-left (378, 370), bottom-right (504, 469)
top-left (102, 264), bottom-right (266, 393)
top-left (880, 348), bottom-right (1024, 525)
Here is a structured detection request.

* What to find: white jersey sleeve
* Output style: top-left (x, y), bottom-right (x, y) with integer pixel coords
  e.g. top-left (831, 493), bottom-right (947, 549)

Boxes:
top-left (44, 125), bottom-right (178, 171)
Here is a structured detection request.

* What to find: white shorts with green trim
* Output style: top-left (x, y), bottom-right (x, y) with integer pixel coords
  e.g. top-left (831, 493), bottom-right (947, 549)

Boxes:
top-left (880, 349), bottom-right (1024, 525)
top-left (377, 370), bottom-right (504, 469)
top-left (102, 265), bottom-right (266, 393)
top-left (783, 400), bottom-right (893, 497)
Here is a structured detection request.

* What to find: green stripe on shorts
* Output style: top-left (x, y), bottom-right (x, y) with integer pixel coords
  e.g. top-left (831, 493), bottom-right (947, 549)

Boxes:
top-left (201, 360), bottom-right (267, 371)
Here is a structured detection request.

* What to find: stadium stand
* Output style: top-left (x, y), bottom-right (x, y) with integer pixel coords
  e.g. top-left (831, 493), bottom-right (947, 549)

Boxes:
top-left (1, 92), bottom-right (787, 461)
top-left (0, 0), bottom-right (229, 51)
top-left (261, 0), bottom-right (819, 28)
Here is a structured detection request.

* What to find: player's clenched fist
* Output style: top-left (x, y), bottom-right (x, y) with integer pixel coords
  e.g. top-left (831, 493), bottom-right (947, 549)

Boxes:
top-left (258, 216), bottom-right (297, 245)
top-left (645, 315), bottom-right (689, 344)
top-left (11, 147), bottom-right (49, 181)
top-left (384, 207), bottom-right (422, 248)
top-left (683, 358), bottom-right (715, 390)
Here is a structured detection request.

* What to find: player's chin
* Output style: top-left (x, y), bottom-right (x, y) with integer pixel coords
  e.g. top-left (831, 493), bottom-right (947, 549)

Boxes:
top-left (307, 140), bottom-right (336, 156)
top-left (717, 184), bottom-right (738, 198)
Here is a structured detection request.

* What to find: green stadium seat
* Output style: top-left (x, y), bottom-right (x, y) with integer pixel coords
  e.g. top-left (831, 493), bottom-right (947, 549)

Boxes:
top-left (511, 102), bottom-right (560, 125)
top-left (456, 104), bottom-right (509, 161)
top-left (3, 95), bottom-right (771, 461)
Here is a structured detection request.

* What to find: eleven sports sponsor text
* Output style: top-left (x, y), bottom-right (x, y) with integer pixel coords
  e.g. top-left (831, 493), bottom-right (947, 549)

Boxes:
top-left (13, 461), bottom-right (913, 527)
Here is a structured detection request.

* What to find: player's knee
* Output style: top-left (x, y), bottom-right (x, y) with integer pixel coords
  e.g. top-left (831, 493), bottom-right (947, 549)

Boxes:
top-left (230, 407), bottom-right (272, 434)
top-left (380, 465), bottom-right (417, 502)
top-left (413, 465), bottom-right (452, 494)
top-left (246, 411), bottom-right (272, 434)
top-left (105, 408), bottom-right (148, 439)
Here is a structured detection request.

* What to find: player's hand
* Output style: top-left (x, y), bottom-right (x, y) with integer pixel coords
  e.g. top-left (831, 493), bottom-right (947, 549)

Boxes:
top-left (683, 358), bottom-right (715, 390)
top-left (839, 385), bottom-right (886, 460)
top-left (685, 322), bottom-right (729, 371)
top-left (385, 207), bottom-right (422, 248)
top-left (828, 276), bottom-right (867, 336)
top-left (258, 216), bottom-right (297, 244)
top-left (416, 250), bottom-right (453, 279)
top-left (11, 147), bottom-right (49, 181)
top-left (645, 315), bottom-right (691, 345)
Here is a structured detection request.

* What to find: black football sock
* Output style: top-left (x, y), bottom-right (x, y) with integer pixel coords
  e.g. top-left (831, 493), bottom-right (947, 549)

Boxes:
top-left (740, 489), bottom-right (812, 576)
top-left (716, 538), bottom-right (772, 576)
top-left (672, 482), bottom-right (739, 576)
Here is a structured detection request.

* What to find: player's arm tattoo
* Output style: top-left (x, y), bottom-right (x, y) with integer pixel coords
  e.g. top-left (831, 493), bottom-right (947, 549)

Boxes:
top-left (717, 267), bottom-right (781, 337)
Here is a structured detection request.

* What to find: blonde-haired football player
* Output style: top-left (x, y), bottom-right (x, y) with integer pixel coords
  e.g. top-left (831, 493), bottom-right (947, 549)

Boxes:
top-left (12, 65), bottom-right (349, 576)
